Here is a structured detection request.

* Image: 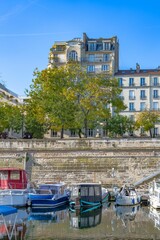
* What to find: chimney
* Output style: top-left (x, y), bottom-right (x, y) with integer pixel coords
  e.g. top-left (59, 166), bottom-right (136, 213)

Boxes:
top-left (136, 63), bottom-right (140, 73)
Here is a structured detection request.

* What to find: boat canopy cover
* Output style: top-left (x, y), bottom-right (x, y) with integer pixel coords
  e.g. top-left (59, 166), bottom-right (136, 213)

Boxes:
top-left (0, 206), bottom-right (17, 216)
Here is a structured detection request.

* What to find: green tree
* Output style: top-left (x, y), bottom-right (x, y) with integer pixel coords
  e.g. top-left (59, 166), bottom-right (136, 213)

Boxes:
top-left (135, 110), bottom-right (160, 138)
top-left (0, 102), bottom-right (22, 136)
top-left (107, 114), bottom-right (135, 137)
top-left (26, 63), bottom-right (125, 138)
top-left (65, 63), bottom-right (126, 137)
top-left (26, 66), bottom-right (77, 138)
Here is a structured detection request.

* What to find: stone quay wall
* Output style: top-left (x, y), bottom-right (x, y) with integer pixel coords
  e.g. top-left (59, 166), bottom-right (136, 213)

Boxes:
top-left (0, 138), bottom-right (160, 190)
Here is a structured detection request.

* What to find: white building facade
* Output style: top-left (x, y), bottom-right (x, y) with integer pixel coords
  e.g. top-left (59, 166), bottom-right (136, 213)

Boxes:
top-left (115, 64), bottom-right (160, 137)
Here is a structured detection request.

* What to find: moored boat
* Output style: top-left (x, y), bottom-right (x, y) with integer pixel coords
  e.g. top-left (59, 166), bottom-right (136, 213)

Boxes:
top-left (27, 183), bottom-right (70, 208)
top-left (0, 168), bottom-right (29, 206)
top-left (149, 180), bottom-right (160, 209)
top-left (115, 185), bottom-right (141, 206)
top-left (69, 183), bottom-right (110, 209)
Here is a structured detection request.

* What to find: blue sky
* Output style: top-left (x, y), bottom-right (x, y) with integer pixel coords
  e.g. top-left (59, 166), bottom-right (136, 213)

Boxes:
top-left (1, 0), bottom-right (160, 96)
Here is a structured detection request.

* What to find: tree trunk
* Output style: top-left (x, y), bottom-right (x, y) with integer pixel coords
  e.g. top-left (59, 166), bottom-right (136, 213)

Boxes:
top-left (78, 129), bottom-right (82, 138)
top-left (61, 127), bottom-right (64, 139)
top-left (84, 118), bottom-right (88, 138)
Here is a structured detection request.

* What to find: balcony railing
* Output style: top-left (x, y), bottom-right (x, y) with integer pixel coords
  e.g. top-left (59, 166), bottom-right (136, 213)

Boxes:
top-left (140, 96), bottom-right (147, 100)
top-left (129, 96), bottom-right (136, 100)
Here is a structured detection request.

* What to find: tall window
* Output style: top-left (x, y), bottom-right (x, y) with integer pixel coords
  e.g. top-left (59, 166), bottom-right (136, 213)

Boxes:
top-left (88, 43), bottom-right (96, 51)
top-left (118, 78), bottom-right (123, 87)
top-left (153, 102), bottom-right (158, 110)
top-left (153, 77), bottom-right (158, 86)
top-left (88, 54), bottom-right (95, 62)
top-left (129, 90), bottom-right (135, 100)
top-left (140, 102), bottom-right (146, 111)
top-left (103, 54), bottom-right (109, 62)
top-left (153, 90), bottom-right (159, 98)
top-left (68, 50), bottom-right (78, 61)
top-left (154, 127), bottom-right (158, 136)
top-left (87, 65), bottom-right (95, 72)
top-left (140, 78), bottom-right (146, 86)
top-left (103, 42), bottom-right (110, 50)
top-left (129, 103), bottom-right (135, 111)
top-left (129, 78), bottom-right (134, 86)
top-left (101, 65), bottom-right (109, 71)
top-left (140, 90), bottom-right (146, 99)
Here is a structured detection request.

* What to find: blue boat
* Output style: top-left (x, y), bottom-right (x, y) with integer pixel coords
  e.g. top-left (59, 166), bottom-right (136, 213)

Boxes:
top-left (27, 183), bottom-right (70, 208)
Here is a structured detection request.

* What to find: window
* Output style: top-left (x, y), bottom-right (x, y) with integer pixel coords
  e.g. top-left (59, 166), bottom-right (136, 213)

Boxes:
top-left (103, 42), bottom-right (110, 50)
top-left (154, 128), bottom-right (158, 136)
top-left (89, 186), bottom-right (94, 196)
top-left (130, 115), bottom-right (135, 121)
top-left (140, 78), bottom-right (146, 86)
top-left (96, 43), bottom-right (103, 50)
top-left (153, 102), bottom-right (159, 110)
top-left (129, 90), bottom-right (135, 100)
top-left (140, 102), bottom-right (146, 111)
top-left (68, 50), bottom-right (78, 61)
top-left (140, 90), bottom-right (146, 99)
top-left (88, 129), bottom-right (94, 137)
top-left (70, 129), bottom-right (76, 137)
top-left (153, 90), bottom-right (159, 98)
top-left (88, 54), bottom-right (95, 62)
top-left (87, 65), bottom-right (95, 72)
top-left (153, 77), bottom-right (158, 86)
top-left (52, 130), bottom-right (57, 137)
top-left (10, 171), bottom-right (20, 180)
top-left (81, 187), bottom-right (88, 196)
top-left (129, 78), bottom-right (134, 86)
top-left (88, 42), bottom-right (96, 51)
top-left (129, 103), bottom-right (135, 111)
top-left (118, 78), bottom-right (123, 87)
top-left (101, 65), bottom-right (109, 71)
top-left (103, 54), bottom-right (109, 62)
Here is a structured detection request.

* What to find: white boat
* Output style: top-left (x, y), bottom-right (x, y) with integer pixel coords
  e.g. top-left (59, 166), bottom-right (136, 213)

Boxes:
top-left (0, 168), bottom-right (29, 206)
top-left (27, 183), bottom-right (70, 208)
top-left (149, 180), bottom-right (160, 209)
top-left (115, 185), bottom-right (141, 206)
top-left (149, 207), bottom-right (160, 230)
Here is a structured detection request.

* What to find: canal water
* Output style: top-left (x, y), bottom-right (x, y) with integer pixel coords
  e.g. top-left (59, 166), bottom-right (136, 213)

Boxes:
top-left (5, 203), bottom-right (160, 240)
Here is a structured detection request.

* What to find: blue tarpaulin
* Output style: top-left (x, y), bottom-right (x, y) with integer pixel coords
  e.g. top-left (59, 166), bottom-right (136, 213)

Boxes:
top-left (0, 206), bottom-right (17, 216)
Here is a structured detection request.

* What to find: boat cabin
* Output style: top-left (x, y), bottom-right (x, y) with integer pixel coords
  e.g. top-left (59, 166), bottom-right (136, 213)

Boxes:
top-left (0, 168), bottom-right (28, 190)
top-left (70, 183), bottom-right (102, 208)
top-left (38, 183), bottom-right (67, 195)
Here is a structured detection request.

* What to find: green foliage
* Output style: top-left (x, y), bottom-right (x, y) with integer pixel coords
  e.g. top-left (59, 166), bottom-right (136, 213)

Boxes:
top-left (135, 110), bottom-right (160, 137)
top-left (0, 102), bottom-right (22, 134)
top-left (26, 63), bottom-right (125, 138)
top-left (107, 114), bottom-right (135, 137)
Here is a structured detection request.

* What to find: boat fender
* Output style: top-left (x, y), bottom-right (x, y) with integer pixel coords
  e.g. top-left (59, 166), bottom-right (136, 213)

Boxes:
top-left (132, 198), bottom-right (135, 204)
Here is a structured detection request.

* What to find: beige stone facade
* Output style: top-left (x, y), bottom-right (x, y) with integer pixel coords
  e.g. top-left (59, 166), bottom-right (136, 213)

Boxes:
top-left (48, 33), bottom-right (119, 75)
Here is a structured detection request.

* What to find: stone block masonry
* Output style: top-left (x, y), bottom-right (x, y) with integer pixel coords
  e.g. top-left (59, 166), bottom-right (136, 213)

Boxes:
top-left (0, 139), bottom-right (160, 190)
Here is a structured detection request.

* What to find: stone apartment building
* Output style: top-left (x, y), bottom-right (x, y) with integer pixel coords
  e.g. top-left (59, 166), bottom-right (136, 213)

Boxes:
top-left (115, 64), bottom-right (160, 137)
top-left (48, 33), bottom-right (160, 138)
top-left (48, 33), bottom-right (119, 75)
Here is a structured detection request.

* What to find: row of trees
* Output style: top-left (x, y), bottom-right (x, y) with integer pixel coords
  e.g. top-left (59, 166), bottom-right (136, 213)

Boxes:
top-left (0, 62), bottom-right (160, 138)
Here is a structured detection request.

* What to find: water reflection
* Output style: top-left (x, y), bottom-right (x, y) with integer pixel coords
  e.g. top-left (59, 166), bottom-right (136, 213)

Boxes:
top-left (149, 207), bottom-right (160, 230)
top-left (0, 208), bottom-right (28, 240)
top-left (1, 204), bottom-right (160, 239)
top-left (28, 205), bottom-right (68, 223)
top-left (114, 205), bottom-right (140, 227)
top-left (69, 206), bottom-right (102, 229)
